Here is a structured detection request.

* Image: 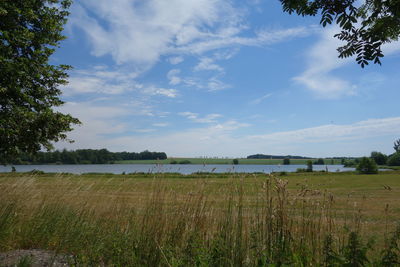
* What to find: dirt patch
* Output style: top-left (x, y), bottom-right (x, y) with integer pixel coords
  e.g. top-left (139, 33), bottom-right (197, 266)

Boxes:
top-left (0, 249), bottom-right (73, 266)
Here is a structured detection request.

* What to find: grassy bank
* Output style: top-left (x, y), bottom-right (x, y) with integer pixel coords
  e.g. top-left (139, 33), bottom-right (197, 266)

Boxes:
top-left (0, 171), bottom-right (399, 266)
top-left (115, 158), bottom-right (343, 165)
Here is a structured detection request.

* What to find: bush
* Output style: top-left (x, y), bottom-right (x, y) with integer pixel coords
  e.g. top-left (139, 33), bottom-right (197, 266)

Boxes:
top-left (178, 160), bottom-right (191, 164)
top-left (283, 158), bottom-right (290, 165)
top-left (26, 169), bottom-right (45, 175)
top-left (232, 159), bottom-right (239, 165)
top-left (356, 157), bottom-right (378, 174)
top-left (387, 152), bottom-right (400, 166)
top-left (170, 160), bottom-right (178, 164)
top-left (343, 160), bottom-right (357, 167)
top-left (306, 160), bottom-right (313, 172)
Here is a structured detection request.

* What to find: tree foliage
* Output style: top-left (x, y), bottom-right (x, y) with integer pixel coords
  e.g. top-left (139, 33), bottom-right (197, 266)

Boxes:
top-left (370, 151), bottom-right (387, 165)
top-left (387, 152), bottom-right (400, 166)
top-left (394, 139), bottom-right (400, 152)
top-left (0, 0), bottom-right (80, 164)
top-left (280, 0), bottom-right (400, 67)
top-left (306, 160), bottom-right (313, 172)
top-left (314, 158), bottom-right (325, 165)
top-left (10, 149), bottom-right (168, 165)
top-left (356, 157), bottom-right (378, 174)
top-left (283, 158), bottom-right (290, 165)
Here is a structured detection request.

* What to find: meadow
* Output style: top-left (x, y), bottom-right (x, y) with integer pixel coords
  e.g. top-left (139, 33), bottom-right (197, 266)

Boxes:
top-left (115, 157), bottom-right (343, 165)
top-left (0, 171), bottom-right (399, 266)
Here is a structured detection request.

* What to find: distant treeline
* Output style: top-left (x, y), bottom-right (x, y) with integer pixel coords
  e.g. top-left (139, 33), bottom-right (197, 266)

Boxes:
top-left (247, 154), bottom-right (310, 159)
top-left (11, 149), bottom-right (167, 165)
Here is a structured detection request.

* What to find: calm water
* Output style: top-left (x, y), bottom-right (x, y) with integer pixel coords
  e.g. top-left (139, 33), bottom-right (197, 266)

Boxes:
top-left (0, 164), bottom-right (354, 175)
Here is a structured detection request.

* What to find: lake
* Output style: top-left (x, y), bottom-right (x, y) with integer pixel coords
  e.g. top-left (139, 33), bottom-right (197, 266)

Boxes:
top-left (0, 164), bottom-right (355, 175)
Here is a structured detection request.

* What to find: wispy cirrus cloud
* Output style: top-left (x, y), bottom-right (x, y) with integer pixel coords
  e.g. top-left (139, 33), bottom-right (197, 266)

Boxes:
top-left (153, 123), bottom-right (169, 127)
top-left (178, 112), bottom-right (223, 123)
top-left (65, 65), bottom-right (178, 99)
top-left (143, 86), bottom-right (178, 98)
top-left (70, 0), bottom-right (244, 66)
top-left (293, 26), bottom-right (356, 99)
top-left (70, 0), bottom-right (315, 68)
top-left (170, 26), bottom-right (315, 55)
top-left (64, 66), bottom-right (139, 96)
top-left (250, 93), bottom-right (272, 105)
top-left (249, 117), bottom-right (400, 143)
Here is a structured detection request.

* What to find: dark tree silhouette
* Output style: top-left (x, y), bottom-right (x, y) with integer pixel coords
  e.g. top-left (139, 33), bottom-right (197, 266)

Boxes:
top-left (280, 0), bottom-right (400, 67)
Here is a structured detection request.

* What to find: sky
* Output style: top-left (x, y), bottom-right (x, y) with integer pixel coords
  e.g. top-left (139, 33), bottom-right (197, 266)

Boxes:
top-left (52, 0), bottom-right (400, 158)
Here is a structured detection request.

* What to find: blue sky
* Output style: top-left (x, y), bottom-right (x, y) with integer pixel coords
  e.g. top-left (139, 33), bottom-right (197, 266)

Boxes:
top-left (53, 0), bottom-right (400, 158)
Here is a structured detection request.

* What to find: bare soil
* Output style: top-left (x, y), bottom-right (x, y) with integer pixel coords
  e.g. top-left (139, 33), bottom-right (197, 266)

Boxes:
top-left (0, 249), bottom-right (73, 267)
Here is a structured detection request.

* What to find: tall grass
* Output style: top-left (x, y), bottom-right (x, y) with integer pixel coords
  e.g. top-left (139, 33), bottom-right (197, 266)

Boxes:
top-left (0, 173), bottom-right (398, 266)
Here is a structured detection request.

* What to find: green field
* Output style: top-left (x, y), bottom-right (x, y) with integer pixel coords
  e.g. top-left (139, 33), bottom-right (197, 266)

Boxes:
top-left (115, 157), bottom-right (343, 165)
top-left (1, 171), bottom-right (399, 266)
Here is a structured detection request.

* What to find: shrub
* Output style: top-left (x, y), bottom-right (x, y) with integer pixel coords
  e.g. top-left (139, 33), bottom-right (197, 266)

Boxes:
top-left (356, 157), bottom-right (378, 174)
top-left (380, 224), bottom-right (400, 266)
top-left (283, 158), bottom-right (290, 165)
top-left (26, 169), bottom-right (45, 175)
top-left (343, 232), bottom-right (371, 266)
top-left (314, 158), bottom-right (325, 165)
top-left (387, 152), bottom-right (400, 166)
top-left (232, 159), bottom-right (239, 165)
top-left (343, 160), bottom-right (357, 167)
top-left (178, 160), bottom-right (191, 164)
top-left (170, 160), bottom-right (178, 164)
top-left (306, 160), bottom-right (313, 172)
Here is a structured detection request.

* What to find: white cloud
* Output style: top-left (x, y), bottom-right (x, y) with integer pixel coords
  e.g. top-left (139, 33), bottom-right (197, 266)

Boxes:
top-left (153, 123), bottom-right (169, 127)
top-left (171, 75), bottom-right (230, 92)
top-left (64, 67), bottom-right (139, 96)
top-left (57, 112), bottom-right (400, 157)
top-left (171, 26), bottom-right (314, 55)
top-left (179, 112), bottom-right (222, 123)
top-left (293, 26), bottom-right (357, 99)
top-left (194, 57), bottom-right (224, 72)
top-left (167, 69), bottom-right (182, 85)
top-left (383, 40), bottom-right (400, 55)
top-left (207, 77), bottom-right (231, 91)
top-left (294, 27), bottom-right (400, 99)
top-left (249, 117), bottom-right (400, 143)
top-left (56, 102), bottom-right (129, 149)
top-left (70, 1), bottom-right (314, 67)
top-left (143, 86), bottom-right (178, 98)
top-left (65, 66), bottom-right (179, 100)
top-left (250, 93), bottom-right (272, 105)
top-left (168, 56), bottom-right (184, 65)
top-left (70, 0), bottom-right (244, 66)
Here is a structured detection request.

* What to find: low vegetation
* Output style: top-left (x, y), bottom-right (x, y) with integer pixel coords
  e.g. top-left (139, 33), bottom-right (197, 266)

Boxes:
top-left (357, 157), bottom-right (378, 174)
top-left (0, 171), bottom-right (399, 266)
top-left (116, 158), bottom-right (344, 165)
